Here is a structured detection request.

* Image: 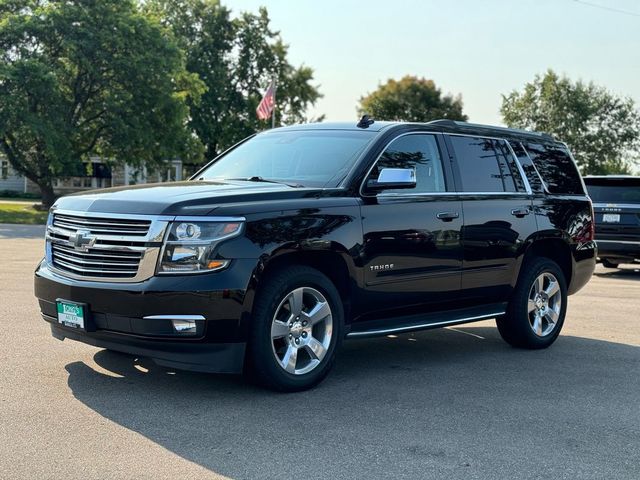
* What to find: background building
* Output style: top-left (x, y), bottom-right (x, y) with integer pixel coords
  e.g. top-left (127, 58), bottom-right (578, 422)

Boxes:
top-left (0, 157), bottom-right (184, 197)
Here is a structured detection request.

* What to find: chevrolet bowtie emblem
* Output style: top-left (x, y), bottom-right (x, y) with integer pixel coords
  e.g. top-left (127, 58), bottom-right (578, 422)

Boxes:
top-left (69, 229), bottom-right (96, 251)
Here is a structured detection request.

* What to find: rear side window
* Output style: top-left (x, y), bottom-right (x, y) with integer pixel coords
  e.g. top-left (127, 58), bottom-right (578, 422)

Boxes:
top-left (448, 135), bottom-right (518, 193)
top-left (509, 141), bottom-right (544, 193)
top-left (524, 143), bottom-right (584, 195)
top-left (496, 140), bottom-right (527, 192)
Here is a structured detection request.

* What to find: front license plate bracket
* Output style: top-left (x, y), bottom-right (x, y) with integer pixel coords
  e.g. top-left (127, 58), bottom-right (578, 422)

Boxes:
top-left (56, 299), bottom-right (89, 330)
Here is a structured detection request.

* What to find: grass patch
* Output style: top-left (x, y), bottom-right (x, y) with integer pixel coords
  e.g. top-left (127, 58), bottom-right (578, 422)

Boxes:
top-left (0, 202), bottom-right (48, 224)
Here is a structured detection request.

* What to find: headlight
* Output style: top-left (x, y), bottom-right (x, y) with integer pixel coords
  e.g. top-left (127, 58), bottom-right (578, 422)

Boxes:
top-left (158, 220), bottom-right (243, 274)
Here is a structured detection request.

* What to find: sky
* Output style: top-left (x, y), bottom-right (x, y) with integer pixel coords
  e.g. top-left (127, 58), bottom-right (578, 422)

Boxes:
top-left (224, 0), bottom-right (640, 126)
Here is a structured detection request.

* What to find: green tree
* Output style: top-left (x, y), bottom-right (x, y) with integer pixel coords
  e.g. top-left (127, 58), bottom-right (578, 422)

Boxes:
top-left (0, 0), bottom-right (203, 206)
top-left (501, 70), bottom-right (640, 175)
top-left (358, 75), bottom-right (468, 123)
top-left (146, 0), bottom-right (323, 162)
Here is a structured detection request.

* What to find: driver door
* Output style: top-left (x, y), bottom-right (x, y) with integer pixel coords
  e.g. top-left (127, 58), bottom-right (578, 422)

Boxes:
top-left (359, 132), bottom-right (464, 318)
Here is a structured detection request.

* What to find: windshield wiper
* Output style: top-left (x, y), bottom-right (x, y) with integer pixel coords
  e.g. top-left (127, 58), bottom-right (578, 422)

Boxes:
top-left (226, 176), bottom-right (304, 188)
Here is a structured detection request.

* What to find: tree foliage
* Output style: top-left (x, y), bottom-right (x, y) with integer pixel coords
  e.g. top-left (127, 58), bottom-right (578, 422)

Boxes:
top-left (501, 70), bottom-right (640, 175)
top-left (146, 0), bottom-right (323, 161)
top-left (0, 0), bottom-right (202, 206)
top-left (358, 75), bottom-right (468, 123)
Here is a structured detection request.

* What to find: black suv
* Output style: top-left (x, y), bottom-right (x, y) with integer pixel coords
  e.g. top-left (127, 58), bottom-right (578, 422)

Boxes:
top-left (35, 119), bottom-right (596, 391)
top-left (584, 175), bottom-right (640, 268)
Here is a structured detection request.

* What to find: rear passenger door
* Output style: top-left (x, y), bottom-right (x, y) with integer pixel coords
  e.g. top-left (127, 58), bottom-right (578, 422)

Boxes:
top-left (445, 134), bottom-right (538, 303)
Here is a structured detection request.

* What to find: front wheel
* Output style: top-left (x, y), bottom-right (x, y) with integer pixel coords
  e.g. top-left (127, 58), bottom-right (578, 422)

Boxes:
top-left (497, 257), bottom-right (567, 349)
top-left (246, 266), bottom-right (343, 392)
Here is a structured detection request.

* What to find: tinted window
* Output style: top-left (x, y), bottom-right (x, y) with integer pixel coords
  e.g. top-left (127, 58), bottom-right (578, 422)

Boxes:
top-left (509, 141), bottom-right (544, 193)
top-left (495, 141), bottom-right (520, 192)
top-left (368, 134), bottom-right (445, 194)
top-left (449, 136), bottom-right (518, 192)
top-left (584, 179), bottom-right (640, 204)
top-left (524, 143), bottom-right (584, 195)
top-left (199, 130), bottom-right (375, 187)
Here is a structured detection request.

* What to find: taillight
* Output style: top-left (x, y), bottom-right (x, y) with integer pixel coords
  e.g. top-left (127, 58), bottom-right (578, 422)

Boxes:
top-left (587, 202), bottom-right (595, 241)
top-left (573, 203), bottom-right (595, 244)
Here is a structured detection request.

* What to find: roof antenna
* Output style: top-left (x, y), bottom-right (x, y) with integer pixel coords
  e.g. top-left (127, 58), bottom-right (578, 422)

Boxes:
top-left (357, 115), bottom-right (375, 129)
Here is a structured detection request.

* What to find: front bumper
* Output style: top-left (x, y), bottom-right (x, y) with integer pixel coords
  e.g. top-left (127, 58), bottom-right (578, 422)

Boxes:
top-left (595, 239), bottom-right (640, 263)
top-left (47, 321), bottom-right (245, 373)
top-left (34, 260), bottom-right (258, 373)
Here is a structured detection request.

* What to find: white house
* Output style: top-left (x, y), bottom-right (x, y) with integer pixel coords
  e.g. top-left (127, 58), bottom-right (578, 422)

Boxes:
top-left (0, 158), bottom-right (29, 194)
top-left (0, 156), bottom-right (184, 197)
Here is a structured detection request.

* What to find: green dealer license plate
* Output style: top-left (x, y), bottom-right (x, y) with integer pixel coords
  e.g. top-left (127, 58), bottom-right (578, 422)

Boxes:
top-left (56, 300), bottom-right (86, 329)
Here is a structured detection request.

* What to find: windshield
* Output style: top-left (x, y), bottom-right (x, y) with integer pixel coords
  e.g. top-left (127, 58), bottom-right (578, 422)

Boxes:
top-left (585, 181), bottom-right (640, 204)
top-left (197, 130), bottom-right (376, 187)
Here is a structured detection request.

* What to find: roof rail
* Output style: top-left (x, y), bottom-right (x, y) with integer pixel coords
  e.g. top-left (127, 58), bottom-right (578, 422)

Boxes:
top-left (427, 119), bottom-right (555, 142)
top-left (427, 119), bottom-right (458, 127)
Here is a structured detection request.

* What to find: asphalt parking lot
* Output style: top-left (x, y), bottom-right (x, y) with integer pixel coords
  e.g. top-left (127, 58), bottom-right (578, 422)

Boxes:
top-left (1, 225), bottom-right (639, 480)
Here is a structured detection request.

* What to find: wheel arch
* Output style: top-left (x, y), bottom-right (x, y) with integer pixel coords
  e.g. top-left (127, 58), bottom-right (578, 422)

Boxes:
top-left (243, 246), bottom-right (357, 326)
top-left (518, 237), bottom-right (573, 289)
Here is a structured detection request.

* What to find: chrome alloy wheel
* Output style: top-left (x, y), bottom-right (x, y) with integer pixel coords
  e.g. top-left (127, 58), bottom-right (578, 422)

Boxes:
top-left (527, 272), bottom-right (562, 337)
top-left (270, 287), bottom-right (333, 375)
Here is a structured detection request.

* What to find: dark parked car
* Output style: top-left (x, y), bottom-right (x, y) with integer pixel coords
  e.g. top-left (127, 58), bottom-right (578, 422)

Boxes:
top-left (584, 175), bottom-right (640, 268)
top-left (35, 119), bottom-right (596, 391)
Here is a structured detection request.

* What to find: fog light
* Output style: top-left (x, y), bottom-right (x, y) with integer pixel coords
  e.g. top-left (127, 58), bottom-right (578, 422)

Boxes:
top-left (143, 315), bottom-right (203, 335)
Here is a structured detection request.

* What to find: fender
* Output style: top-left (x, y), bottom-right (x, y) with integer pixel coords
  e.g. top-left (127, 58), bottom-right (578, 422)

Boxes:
top-left (514, 196), bottom-right (596, 294)
top-left (230, 202), bottom-right (364, 336)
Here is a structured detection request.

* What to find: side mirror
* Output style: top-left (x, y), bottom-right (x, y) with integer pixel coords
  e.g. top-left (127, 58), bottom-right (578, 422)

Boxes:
top-left (366, 168), bottom-right (416, 191)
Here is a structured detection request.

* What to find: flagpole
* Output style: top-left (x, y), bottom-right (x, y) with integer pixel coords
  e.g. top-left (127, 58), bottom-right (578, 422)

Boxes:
top-left (271, 79), bottom-right (276, 129)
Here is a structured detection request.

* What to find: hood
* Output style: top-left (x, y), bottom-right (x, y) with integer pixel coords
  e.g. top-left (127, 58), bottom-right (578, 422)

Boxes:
top-left (52, 180), bottom-right (324, 216)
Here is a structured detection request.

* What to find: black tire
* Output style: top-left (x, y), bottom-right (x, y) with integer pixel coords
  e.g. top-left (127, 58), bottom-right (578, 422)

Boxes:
top-left (496, 257), bottom-right (567, 349)
top-left (246, 265), bottom-right (344, 392)
top-left (602, 259), bottom-right (619, 269)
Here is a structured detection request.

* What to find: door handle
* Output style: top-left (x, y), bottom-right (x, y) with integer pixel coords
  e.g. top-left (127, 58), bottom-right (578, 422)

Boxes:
top-left (511, 208), bottom-right (530, 218)
top-left (436, 212), bottom-right (459, 222)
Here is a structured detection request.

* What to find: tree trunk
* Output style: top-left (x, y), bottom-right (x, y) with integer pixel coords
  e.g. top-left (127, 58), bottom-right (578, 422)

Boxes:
top-left (38, 182), bottom-right (57, 209)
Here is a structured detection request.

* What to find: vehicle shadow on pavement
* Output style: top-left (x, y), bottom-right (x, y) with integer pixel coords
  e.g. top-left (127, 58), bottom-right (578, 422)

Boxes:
top-left (594, 267), bottom-right (640, 281)
top-left (64, 327), bottom-right (640, 480)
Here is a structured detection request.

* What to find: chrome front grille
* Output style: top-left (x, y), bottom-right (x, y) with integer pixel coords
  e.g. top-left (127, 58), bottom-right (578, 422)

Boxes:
top-left (53, 213), bottom-right (151, 236)
top-left (51, 243), bottom-right (143, 278)
top-left (46, 210), bottom-right (171, 282)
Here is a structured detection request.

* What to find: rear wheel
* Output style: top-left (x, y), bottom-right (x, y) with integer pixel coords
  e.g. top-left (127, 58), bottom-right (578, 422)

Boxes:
top-left (497, 257), bottom-right (567, 349)
top-left (602, 259), bottom-right (619, 269)
top-left (246, 266), bottom-right (343, 392)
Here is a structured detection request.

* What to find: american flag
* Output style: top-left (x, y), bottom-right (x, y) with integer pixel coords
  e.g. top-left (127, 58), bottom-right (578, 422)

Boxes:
top-left (256, 81), bottom-right (276, 121)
